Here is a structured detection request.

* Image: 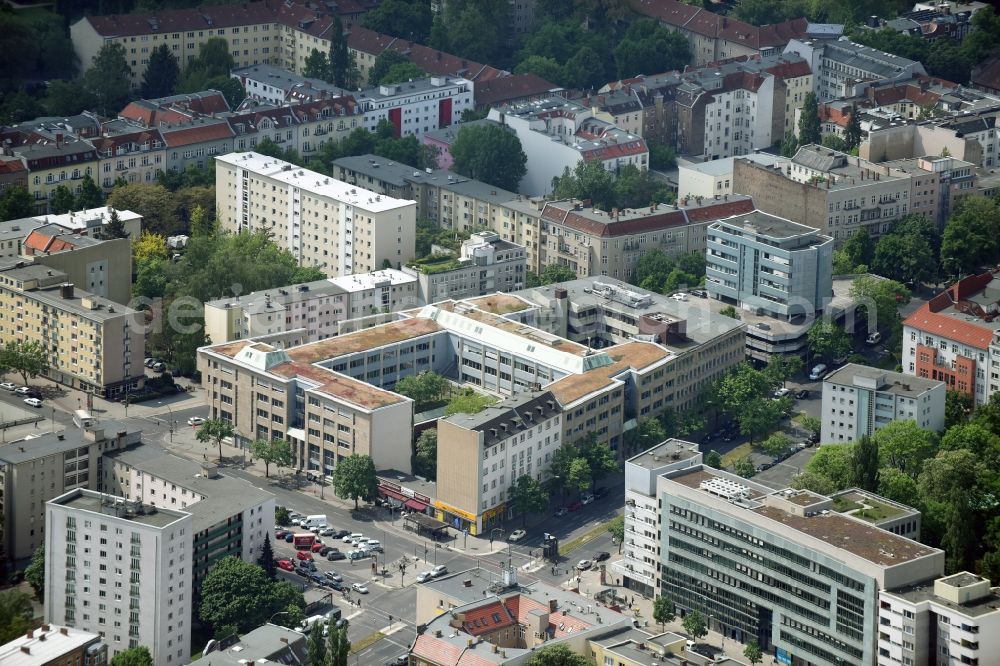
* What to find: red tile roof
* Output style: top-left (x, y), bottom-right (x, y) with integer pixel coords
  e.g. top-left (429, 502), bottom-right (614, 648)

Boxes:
top-left (160, 121), bottom-right (234, 147)
top-left (472, 73), bottom-right (557, 108)
top-left (972, 50), bottom-right (1000, 94)
top-left (631, 0), bottom-right (807, 49)
top-left (541, 197), bottom-right (755, 238)
top-left (91, 129), bottom-right (164, 151)
top-left (83, 2), bottom-right (277, 38)
top-left (903, 273), bottom-right (1000, 350)
top-left (411, 635), bottom-right (463, 665)
top-left (0, 158), bottom-right (27, 176)
top-left (24, 230), bottom-right (75, 255)
top-left (458, 600), bottom-right (514, 636)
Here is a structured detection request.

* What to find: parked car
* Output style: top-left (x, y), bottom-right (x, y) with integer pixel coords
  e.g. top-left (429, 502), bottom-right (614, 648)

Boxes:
top-left (295, 550), bottom-right (314, 561)
top-left (14, 386), bottom-right (31, 396)
top-left (690, 289), bottom-right (707, 298)
top-left (568, 500), bottom-right (583, 512)
top-left (295, 567), bottom-right (310, 578)
top-left (671, 292), bottom-right (688, 301)
top-left (576, 559), bottom-right (593, 570)
top-left (866, 331), bottom-right (882, 345)
top-left (275, 530), bottom-right (288, 539)
top-left (508, 529), bottom-right (526, 542)
top-left (795, 389), bottom-right (809, 399)
top-left (319, 527), bottom-right (336, 537)
top-left (326, 550), bottom-right (345, 561)
top-left (773, 388), bottom-right (791, 399)
top-left (331, 529), bottom-right (350, 539)
top-left (431, 565), bottom-right (448, 578)
top-left (554, 506), bottom-right (568, 517)
top-left (416, 571), bottom-right (434, 583)
top-left (0, 382), bottom-right (15, 391)
top-left (594, 486), bottom-right (609, 499)
top-left (23, 398), bottom-right (42, 408)
top-left (284, 533), bottom-right (295, 543)
top-left (318, 546), bottom-right (333, 556)
top-left (351, 583), bottom-right (368, 594)
top-left (809, 364), bottom-right (827, 380)
top-left (580, 493), bottom-right (595, 505)
top-left (276, 559), bottom-right (294, 572)
top-left (187, 417), bottom-right (205, 426)
top-left (152, 362), bottom-right (166, 372)
top-left (298, 560), bottom-right (316, 571)
top-left (324, 570), bottom-right (343, 582)
top-left (347, 550), bottom-right (368, 560)
top-left (808, 431), bottom-right (820, 443)
top-left (594, 551), bottom-right (611, 562)
top-left (311, 542), bottom-right (325, 553)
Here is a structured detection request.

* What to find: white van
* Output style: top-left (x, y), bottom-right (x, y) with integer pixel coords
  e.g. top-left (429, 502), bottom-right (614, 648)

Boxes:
top-left (303, 514), bottom-right (328, 529)
top-left (866, 331), bottom-right (882, 345)
top-left (73, 409), bottom-right (94, 428)
top-left (809, 364), bottom-right (828, 380)
top-left (297, 615), bottom-right (327, 634)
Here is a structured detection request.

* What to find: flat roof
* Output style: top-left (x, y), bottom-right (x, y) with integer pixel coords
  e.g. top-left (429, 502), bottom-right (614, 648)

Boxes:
top-left (824, 363), bottom-right (943, 397)
top-left (51, 488), bottom-right (188, 528)
top-left (0, 422), bottom-right (133, 464)
top-left (885, 579), bottom-right (1000, 618)
top-left (711, 210), bottom-right (831, 243)
top-left (0, 624), bottom-right (101, 666)
top-left (546, 341), bottom-right (672, 405)
top-left (217, 152), bottom-right (416, 213)
top-left (271, 360), bottom-right (407, 410)
top-left (327, 269), bottom-right (416, 291)
top-left (356, 76), bottom-right (469, 103)
top-left (627, 438), bottom-right (700, 470)
top-left (679, 153), bottom-right (788, 177)
top-left (198, 624), bottom-right (307, 666)
top-left (0, 265), bottom-right (138, 321)
top-left (283, 317), bottom-right (443, 363)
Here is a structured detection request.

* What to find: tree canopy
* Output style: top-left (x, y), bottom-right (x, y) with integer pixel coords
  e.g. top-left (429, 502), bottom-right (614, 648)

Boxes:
top-left (333, 454), bottom-right (377, 509)
top-left (82, 43), bottom-right (133, 116)
top-left (198, 557), bottom-right (306, 633)
top-left (451, 123), bottom-right (527, 192)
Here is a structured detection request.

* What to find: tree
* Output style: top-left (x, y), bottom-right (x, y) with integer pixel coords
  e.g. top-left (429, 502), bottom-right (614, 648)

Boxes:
top-left (526, 263), bottom-right (577, 287)
top-left (607, 515), bottom-right (625, 552)
top-left (83, 42), bottom-right (133, 115)
top-left (327, 16), bottom-right (359, 89)
top-left (733, 456), bottom-right (756, 478)
top-left (377, 61), bottom-right (425, 85)
top-left (510, 475), bottom-right (548, 526)
top-left (844, 107), bottom-right (862, 150)
top-left (760, 432), bottom-right (791, 457)
top-left (444, 391), bottom-right (494, 416)
top-left (941, 197), bottom-right (1000, 276)
top-left (552, 160), bottom-right (615, 210)
top-left (133, 231), bottom-right (169, 265)
top-left (107, 183), bottom-right (179, 236)
top-left (0, 589), bottom-right (33, 644)
top-left (110, 646), bottom-right (154, 666)
top-left (0, 186), bottom-right (34, 221)
top-left (798, 415), bottom-right (821, 441)
top-left (628, 416), bottom-right (667, 453)
top-left (367, 51), bottom-right (412, 88)
top-left (451, 123), bottom-right (527, 192)
top-left (395, 371), bottom-right (449, 409)
top-left (872, 231), bottom-right (935, 285)
top-left (413, 428), bottom-right (438, 480)
top-left (613, 19), bottom-right (690, 78)
top-left (719, 305), bottom-right (741, 320)
top-left (307, 616), bottom-right (327, 666)
top-left (325, 622), bottom-right (350, 666)
top-left (566, 457), bottom-right (592, 494)
top-left (577, 433), bottom-right (618, 486)
top-left (872, 420), bottom-right (937, 477)
top-left (303, 48), bottom-right (329, 79)
top-left (363, 0), bottom-right (432, 42)
top-left (44, 81), bottom-right (97, 117)
top-left (705, 450), bottom-right (722, 469)
top-left (852, 435), bottom-right (880, 492)
top-left (821, 133), bottom-right (849, 152)
top-left (744, 639), bottom-right (764, 666)
top-left (649, 143), bottom-right (676, 171)
top-left (333, 454), bottom-right (377, 509)
top-left (877, 467), bottom-right (921, 509)
top-left (801, 443), bottom-right (856, 491)
top-left (919, 449), bottom-right (988, 572)
top-left (764, 355), bottom-right (803, 388)
top-left (682, 610), bottom-right (708, 641)
top-left (514, 55), bottom-right (564, 82)
top-left (102, 208), bottom-right (128, 239)
top-left (839, 228), bottom-right (875, 271)
top-left (791, 470), bottom-right (838, 495)
top-left (652, 594), bottom-right (675, 630)
top-left (256, 536), bottom-right (275, 582)
top-left (199, 557), bottom-right (305, 633)
top-left (275, 506), bottom-right (291, 526)
top-left (250, 438), bottom-right (292, 478)
top-left (524, 644), bottom-right (588, 666)
top-left (50, 185), bottom-right (75, 214)
top-left (142, 44), bottom-right (180, 99)
top-left (24, 546), bottom-right (44, 597)
top-left (807, 320), bottom-right (852, 362)
top-left (77, 175), bottom-right (105, 210)
top-left (780, 131), bottom-right (799, 158)
top-left (798, 92), bottom-right (821, 145)
top-left (195, 419), bottom-right (236, 465)
top-left (5, 340), bottom-right (49, 387)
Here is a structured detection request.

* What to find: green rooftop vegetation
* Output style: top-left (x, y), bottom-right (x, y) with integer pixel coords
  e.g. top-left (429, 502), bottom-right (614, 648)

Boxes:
top-left (407, 253), bottom-right (463, 274)
top-left (833, 495), bottom-right (905, 523)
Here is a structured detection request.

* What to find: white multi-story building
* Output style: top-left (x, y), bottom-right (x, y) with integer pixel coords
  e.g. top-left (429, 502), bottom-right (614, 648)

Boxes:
top-left (403, 231), bottom-right (526, 303)
top-left (436, 391), bottom-right (563, 533)
top-left (356, 77), bottom-right (473, 138)
top-left (677, 154), bottom-right (789, 200)
top-left (878, 572), bottom-right (1000, 666)
top-left (614, 439), bottom-right (702, 597)
top-left (203, 269), bottom-right (419, 344)
top-left (488, 97), bottom-right (648, 195)
top-left (215, 152), bottom-right (417, 275)
top-left (45, 489), bottom-right (193, 666)
top-left (821, 364), bottom-right (945, 443)
top-left (785, 38), bottom-right (927, 102)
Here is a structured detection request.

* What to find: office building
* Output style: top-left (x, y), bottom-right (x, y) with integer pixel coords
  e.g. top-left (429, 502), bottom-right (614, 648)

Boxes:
top-left (733, 144), bottom-right (915, 244)
top-left (403, 231), bottom-right (526, 304)
top-left (657, 466), bottom-right (944, 665)
top-left (0, 425), bottom-right (140, 566)
top-left (0, 624), bottom-right (107, 666)
top-left (821, 364), bottom-right (945, 443)
top-left (203, 269), bottom-right (419, 344)
top-left (0, 264), bottom-right (144, 398)
top-left (878, 572), bottom-right (1000, 666)
top-left (215, 152), bottom-right (416, 275)
top-left (784, 38), bottom-right (927, 102)
top-left (615, 439), bottom-right (703, 597)
top-left (487, 98), bottom-right (649, 196)
top-left (44, 489), bottom-right (193, 666)
top-left (436, 391), bottom-right (561, 535)
top-left (902, 271), bottom-right (1000, 406)
top-left (706, 210), bottom-right (833, 320)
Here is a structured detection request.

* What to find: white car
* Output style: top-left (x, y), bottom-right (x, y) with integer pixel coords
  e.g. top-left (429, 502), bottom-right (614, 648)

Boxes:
top-left (187, 416), bottom-right (205, 426)
top-left (773, 388), bottom-right (791, 399)
top-left (809, 364), bottom-right (828, 381)
top-left (431, 565), bottom-right (448, 578)
top-left (23, 398), bottom-right (42, 408)
top-left (580, 493), bottom-right (595, 505)
top-left (324, 570), bottom-right (343, 582)
top-left (0, 382), bottom-right (15, 391)
top-left (671, 292), bottom-right (688, 301)
top-left (415, 571), bottom-right (434, 583)
top-left (319, 527), bottom-right (336, 537)
top-left (508, 529), bottom-right (526, 542)
top-left (14, 386), bottom-right (31, 396)
top-left (576, 559), bottom-right (593, 570)
top-left (351, 582), bottom-right (368, 594)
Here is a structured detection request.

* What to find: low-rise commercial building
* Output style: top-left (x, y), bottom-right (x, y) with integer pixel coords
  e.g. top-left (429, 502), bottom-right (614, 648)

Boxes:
top-left (821, 364), bottom-right (945, 443)
top-left (706, 210), bottom-right (833, 320)
top-left (403, 231), bottom-right (526, 304)
top-left (0, 264), bottom-right (144, 397)
top-left (656, 466), bottom-right (944, 665)
top-left (878, 572), bottom-right (1000, 666)
top-left (215, 152), bottom-right (417, 275)
top-left (0, 624), bottom-right (107, 666)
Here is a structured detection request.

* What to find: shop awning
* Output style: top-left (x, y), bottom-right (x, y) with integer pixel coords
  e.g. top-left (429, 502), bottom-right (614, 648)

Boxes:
top-left (379, 488), bottom-right (406, 502)
top-left (404, 498), bottom-right (427, 512)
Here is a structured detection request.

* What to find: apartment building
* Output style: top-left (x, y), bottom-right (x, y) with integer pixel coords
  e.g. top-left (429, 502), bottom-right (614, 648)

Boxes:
top-left (436, 391), bottom-right (561, 534)
top-left (198, 289), bottom-right (744, 483)
top-left (784, 38), bottom-right (927, 102)
top-left (656, 465), bottom-right (944, 665)
top-left (0, 424), bottom-right (140, 565)
top-left (878, 572), bottom-right (1000, 666)
top-left (0, 624), bottom-right (107, 666)
top-left (633, 0), bottom-right (808, 66)
top-left (101, 444), bottom-right (275, 592)
top-left (488, 98), bottom-right (649, 196)
top-left (231, 63), bottom-right (344, 105)
top-left (0, 264), bottom-right (144, 397)
top-left (616, 439), bottom-right (702, 597)
top-left (44, 490), bottom-right (191, 666)
top-left (198, 624), bottom-right (308, 666)
top-left (678, 154), bottom-right (790, 199)
top-left (902, 271), bottom-right (1000, 406)
top-left (355, 77), bottom-right (473, 138)
top-left (21, 227), bottom-right (132, 305)
top-left (706, 210), bottom-right (833, 320)
top-left (91, 123), bottom-right (167, 189)
top-left (403, 231), bottom-right (526, 304)
top-left (215, 152), bottom-right (417, 275)
top-left (821, 364), bottom-right (945, 443)
top-left (882, 155), bottom-right (978, 228)
top-left (203, 269), bottom-right (419, 343)
top-left (733, 144), bottom-right (914, 244)
top-left (33, 207), bottom-right (143, 241)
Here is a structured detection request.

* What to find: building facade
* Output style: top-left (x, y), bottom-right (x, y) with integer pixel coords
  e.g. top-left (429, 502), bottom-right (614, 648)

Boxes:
top-left (0, 624), bottom-right (107, 666)
top-left (21, 227), bottom-right (132, 305)
top-left (706, 211), bottom-right (833, 320)
top-left (403, 231), bottom-right (526, 304)
top-left (215, 152), bottom-right (417, 274)
top-left (821, 364), bottom-right (946, 443)
top-left (784, 38), bottom-right (927, 102)
top-left (356, 77), bottom-right (473, 138)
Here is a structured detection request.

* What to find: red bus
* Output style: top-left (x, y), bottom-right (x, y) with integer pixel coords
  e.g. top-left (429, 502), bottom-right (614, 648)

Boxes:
top-left (293, 533), bottom-right (315, 550)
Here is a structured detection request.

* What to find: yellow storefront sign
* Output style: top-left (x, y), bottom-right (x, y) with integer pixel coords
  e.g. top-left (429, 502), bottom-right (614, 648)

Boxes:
top-left (433, 500), bottom-right (477, 523)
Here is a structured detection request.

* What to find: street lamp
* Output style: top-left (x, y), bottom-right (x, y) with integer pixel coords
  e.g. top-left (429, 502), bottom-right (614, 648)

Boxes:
top-left (490, 527), bottom-right (503, 547)
top-left (268, 610), bottom-right (292, 626)
top-left (158, 401), bottom-right (174, 442)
